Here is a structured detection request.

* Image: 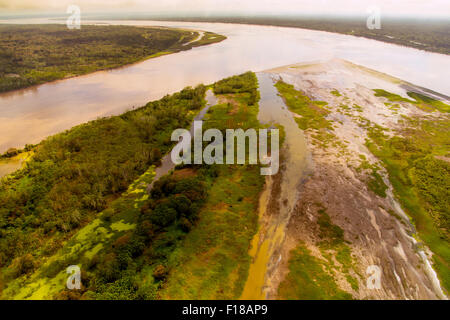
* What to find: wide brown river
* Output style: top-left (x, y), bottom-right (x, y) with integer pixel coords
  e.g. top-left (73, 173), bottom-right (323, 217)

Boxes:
top-left (0, 19), bottom-right (449, 153)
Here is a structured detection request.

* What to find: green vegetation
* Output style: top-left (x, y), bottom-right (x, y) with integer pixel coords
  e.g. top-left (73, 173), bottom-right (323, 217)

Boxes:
top-left (275, 80), bottom-right (338, 149)
top-left (279, 204), bottom-right (357, 300)
top-left (214, 71), bottom-right (260, 106)
top-left (331, 89), bottom-right (342, 97)
top-left (0, 24), bottom-right (225, 92)
top-left (362, 115), bottom-right (450, 292)
top-left (82, 166), bottom-right (214, 300)
top-left (275, 81), bottom-right (331, 131)
top-left (161, 72), bottom-right (265, 299)
top-left (1, 71), bottom-right (266, 300)
top-left (356, 159), bottom-right (388, 198)
top-left (0, 85), bottom-right (207, 296)
top-left (374, 89), bottom-right (450, 113)
top-left (278, 242), bottom-right (352, 300)
top-left (316, 207), bottom-right (357, 279)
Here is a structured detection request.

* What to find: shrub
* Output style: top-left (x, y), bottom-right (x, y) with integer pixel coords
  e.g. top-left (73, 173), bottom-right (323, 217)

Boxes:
top-left (150, 203), bottom-right (177, 228)
top-left (152, 265), bottom-right (167, 281)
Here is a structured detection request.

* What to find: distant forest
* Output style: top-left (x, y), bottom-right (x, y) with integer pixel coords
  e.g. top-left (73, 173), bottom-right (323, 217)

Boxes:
top-left (147, 16), bottom-right (450, 55)
top-left (0, 24), bottom-right (225, 93)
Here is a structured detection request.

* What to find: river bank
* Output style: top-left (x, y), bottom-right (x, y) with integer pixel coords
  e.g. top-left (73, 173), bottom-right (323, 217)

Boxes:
top-left (244, 60), bottom-right (448, 299)
top-left (0, 19), bottom-right (449, 154)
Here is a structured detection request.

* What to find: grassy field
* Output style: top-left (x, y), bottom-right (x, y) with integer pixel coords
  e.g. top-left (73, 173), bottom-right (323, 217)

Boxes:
top-left (276, 79), bottom-right (449, 294)
top-left (363, 109), bottom-right (450, 292)
top-left (278, 242), bottom-right (352, 300)
top-left (0, 24), bottom-right (225, 93)
top-left (255, 79), bottom-right (356, 300)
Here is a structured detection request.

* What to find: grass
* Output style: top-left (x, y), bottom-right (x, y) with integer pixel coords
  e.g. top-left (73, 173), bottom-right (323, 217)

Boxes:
top-left (0, 85), bottom-right (207, 297)
top-left (331, 89), bottom-right (342, 97)
top-left (161, 164), bottom-right (264, 299)
top-left (363, 114), bottom-right (450, 293)
top-left (191, 32), bottom-right (227, 47)
top-left (316, 208), bottom-right (355, 275)
top-left (1, 71), bottom-right (265, 300)
top-left (160, 73), bottom-right (265, 299)
top-left (275, 81), bottom-right (332, 131)
top-left (373, 89), bottom-right (450, 113)
top-left (279, 203), bottom-right (357, 300)
top-left (0, 24), bottom-right (225, 93)
top-left (278, 243), bottom-right (352, 300)
top-left (275, 80), bottom-right (343, 150)
top-left (356, 159), bottom-right (388, 198)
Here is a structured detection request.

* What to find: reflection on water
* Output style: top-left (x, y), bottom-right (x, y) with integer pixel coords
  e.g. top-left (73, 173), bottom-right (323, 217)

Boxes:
top-left (241, 73), bottom-right (310, 299)
top-left (0, 151), bottom-right (33, 179)
top-left (0, 19), bottom-right (449, 153)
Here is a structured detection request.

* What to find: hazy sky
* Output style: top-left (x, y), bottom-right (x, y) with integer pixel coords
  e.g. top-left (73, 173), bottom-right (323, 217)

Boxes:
top-left (0, 0), bottom-right (449, 18)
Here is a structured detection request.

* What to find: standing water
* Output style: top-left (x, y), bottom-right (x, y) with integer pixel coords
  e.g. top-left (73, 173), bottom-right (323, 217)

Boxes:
top-left (241, 73), bottom-right (310, 299)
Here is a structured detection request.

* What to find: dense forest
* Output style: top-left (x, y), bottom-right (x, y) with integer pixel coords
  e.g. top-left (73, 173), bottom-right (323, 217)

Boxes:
top-left (0, 24), bottom-right (225, 92)
top-left (152, 16), bottom-right (450, 55)
top-left (0, 72), bottom-right (266, 300)
top-left (0, 84), bottom-right (206, 293)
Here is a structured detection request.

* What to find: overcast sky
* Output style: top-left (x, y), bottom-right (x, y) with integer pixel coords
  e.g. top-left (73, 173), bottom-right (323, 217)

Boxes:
top-left (0, 0), bottom-right (449, 18)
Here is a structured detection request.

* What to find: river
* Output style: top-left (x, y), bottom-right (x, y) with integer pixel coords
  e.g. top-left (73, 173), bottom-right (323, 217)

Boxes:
top-left (0, 19), bottom-right (449, 153)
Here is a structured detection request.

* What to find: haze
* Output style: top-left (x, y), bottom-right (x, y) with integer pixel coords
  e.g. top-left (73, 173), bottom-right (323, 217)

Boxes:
top-left (1, 0), bottom-right (449, 19)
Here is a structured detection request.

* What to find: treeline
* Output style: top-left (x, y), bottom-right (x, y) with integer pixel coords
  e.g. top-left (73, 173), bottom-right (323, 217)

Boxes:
top-left (0, 85), bottom-right (206, 277)
top-left (54, 165), bottom-right (219, 300)
top-left (214, 71), bottom-right (259, 105)
top-left (365, 115), bottom-right (450, 291)
top-left (0, 25), bottom-right (224, 93)
top-left (67, 71), bottom-right (261, 300)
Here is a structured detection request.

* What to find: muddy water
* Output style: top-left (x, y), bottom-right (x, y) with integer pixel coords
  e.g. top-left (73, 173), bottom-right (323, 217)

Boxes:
top-left (241, 73), bottom-right (310, 299)
top-left (147, 89), bottom-right (217, 190)
top-left (1, 19), bottom-right (450, 153)
top-left (0, 159), bottom-right (21, 178)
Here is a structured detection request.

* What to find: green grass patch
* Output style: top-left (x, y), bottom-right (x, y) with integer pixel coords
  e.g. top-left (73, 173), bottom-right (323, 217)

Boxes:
top-left (0, 25), bottom-right (225, 93)
top-left (278, 243), bottom-right (352, 300)
top-left (275, 80), bottom-right (337, 149)
top-left (364, 115), bottom-right (450, 292)
top-left (374, 89), bottom-right (450, 113)
top-left (331, 89), bottom-right (342, 97)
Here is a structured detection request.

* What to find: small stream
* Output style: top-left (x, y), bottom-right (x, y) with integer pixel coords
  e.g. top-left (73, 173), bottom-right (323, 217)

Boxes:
top-left (241, 73), bottom-right (310, 299)
top-left (147, 89), bottom-right (217, 191)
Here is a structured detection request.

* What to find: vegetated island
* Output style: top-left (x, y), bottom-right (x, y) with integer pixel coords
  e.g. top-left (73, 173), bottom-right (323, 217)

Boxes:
top-left (146, 15), bottom-right (450, 55)
top-left (0, 72), bottom-right (263, 299)
top-left (0, 24), bottom-right (226, 93)
top-left (0, 67), bottom-right (448, 300)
